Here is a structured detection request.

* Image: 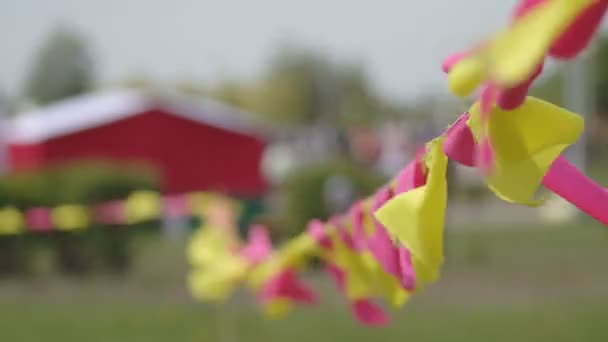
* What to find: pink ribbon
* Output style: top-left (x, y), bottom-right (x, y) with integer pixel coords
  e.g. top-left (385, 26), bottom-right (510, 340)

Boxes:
top-left (543, 156), bottom-right (608, 225)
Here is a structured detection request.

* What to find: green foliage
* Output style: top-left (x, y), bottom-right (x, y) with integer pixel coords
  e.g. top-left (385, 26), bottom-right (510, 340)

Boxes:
top-left (281, 160), bottom-right (385, 237)
top-left (206, 46), bottom-right (386, 126)
top-left (0, 161), bottom-right (159, 277)
top-left (530, 71), bottom-right (564, 106)
top-left (532, 33), bottom-right (608, 114)
top-left (22, 27), bottom-right (94, 105)
top-left (594, 34), bottom-right (608, 116)
top-left (0, 161), bottom-right (159, 208)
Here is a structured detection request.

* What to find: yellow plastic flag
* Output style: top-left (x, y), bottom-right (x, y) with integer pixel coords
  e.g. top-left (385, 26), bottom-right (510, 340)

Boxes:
top-left (0, 207), bottom-right (24, 235)
top-left (124, 191), bottom-right (161, 224)
top-left (447, 0), bottom-right (594, 95)
top-left (187, 222), bottom-right (249, 301)
top-left (360, 252), bottom-right (410, 307)
top-left (330, 232), bottom-right (375, 300)
top-left (489, 0), bottom-right (595, 87)
top-left (188, 226), bottom-right (235, 267)
top-left (263, 298), bottom-right (292, 319)
top-left (374, 137), bottom-right (448, 285)
top-left (467, 97), bottom-right (584, 205)
top-left (187, 192), bottom-right (215, 218)
top-left (188, 256), bottom-right (249, 301)
top-left (52, 205), bottom-right (90, 231)
top-left (447, 55), bottom-right (486, 98)
top-left (248, 233), bottom-right (318, 290)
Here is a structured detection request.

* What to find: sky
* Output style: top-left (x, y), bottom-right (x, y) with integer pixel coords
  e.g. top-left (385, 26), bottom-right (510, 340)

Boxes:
top-left (1, 0), bottom-right (519, 102)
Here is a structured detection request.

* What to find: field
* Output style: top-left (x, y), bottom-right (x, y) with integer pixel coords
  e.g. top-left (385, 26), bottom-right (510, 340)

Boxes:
top-left (1, 220), bottom-right (608, 342)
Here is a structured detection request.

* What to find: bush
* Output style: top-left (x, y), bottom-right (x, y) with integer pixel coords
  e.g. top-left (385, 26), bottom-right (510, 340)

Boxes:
top-left (280, 159), bottom-right (386, 238)
top-left (0, 161), bottom-right (160, 276)
top-left (0, 161), bottom-right (159, 208)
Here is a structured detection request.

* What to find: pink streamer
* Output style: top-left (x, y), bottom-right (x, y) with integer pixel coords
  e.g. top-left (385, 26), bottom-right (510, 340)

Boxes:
top-left (542, 156), bottom-right (608, 226)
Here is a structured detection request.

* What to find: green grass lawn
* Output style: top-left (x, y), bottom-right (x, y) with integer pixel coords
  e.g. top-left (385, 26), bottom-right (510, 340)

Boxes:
top-left (1, 221), bottom-right (608, 342)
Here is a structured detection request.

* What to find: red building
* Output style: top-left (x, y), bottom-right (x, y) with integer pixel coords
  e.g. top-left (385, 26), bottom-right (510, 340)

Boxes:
top-left (6, 90), bottom-right (271, 196)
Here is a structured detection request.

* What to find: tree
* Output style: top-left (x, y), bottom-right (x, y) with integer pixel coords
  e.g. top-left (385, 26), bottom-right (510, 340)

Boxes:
top-left (593, 34), bottom-right (608, 116)
top-left (258, 47), bottom-right (333, 124)
top-left (23, 27), bottom-right (94, 105)
top-left (233, 46), bottom-right (384, 126)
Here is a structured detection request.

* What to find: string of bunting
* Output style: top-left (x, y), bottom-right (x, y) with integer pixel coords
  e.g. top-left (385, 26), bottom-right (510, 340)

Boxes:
top-left (0, 191), bottom-right (234, 235)
top-left (186, 0), bottom-right (608, 327)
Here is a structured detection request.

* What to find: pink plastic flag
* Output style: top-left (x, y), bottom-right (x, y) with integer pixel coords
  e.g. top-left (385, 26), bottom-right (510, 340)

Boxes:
top-left (549, 0), bottom-right (608, 59)
top-left (352, 299), bottom-right (390, 327)
top-left (511, 0), bottom-right (547, 19)
top-left (307, 219), bottom-right (333, 250)
top-left (443, 116), bottom-right (608, 226)
top-left (368, 187), bottom-right (416, 291)
top-left (25, 208), bottom-right (53, 232)
top-left (163, 194), bottom-right (189, 219)
top-left (349, 202), bottom-right (367, 251)
top-left (512, 0), bottom-right (608, 59)
top-left (397, 247), bottom-right (416, 291)
top-left (394, 149), bottom-right (427, 194)
top-left (476, 137), bottom-right (496, 175)
top-left (93, 201), bottom-right (126, 225)
top-left (240, 225), bottom-right (272, 265)
top-left (442, 18), bottom-right (545, 113)
top-left (325, 263), bottom-right (389, 327)
top-left (496, 63), bottom-right (544, 110)
top-left (442, 51), bottom-right (469, 73)
top-left (443, 113), bottom-right (476, 167)
top-left (326, 263), bottom-right (346, 290)
top-left (259, 268), bottom-right (318, 305)
top-left (543, 156), bottom-right (608, 226)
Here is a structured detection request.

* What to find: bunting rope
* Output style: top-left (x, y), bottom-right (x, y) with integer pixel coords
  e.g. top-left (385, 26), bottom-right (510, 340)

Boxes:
top-left (0, 191), bottom-right (234, 235)
top-left (187, 0), bottom-right (608, 327)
